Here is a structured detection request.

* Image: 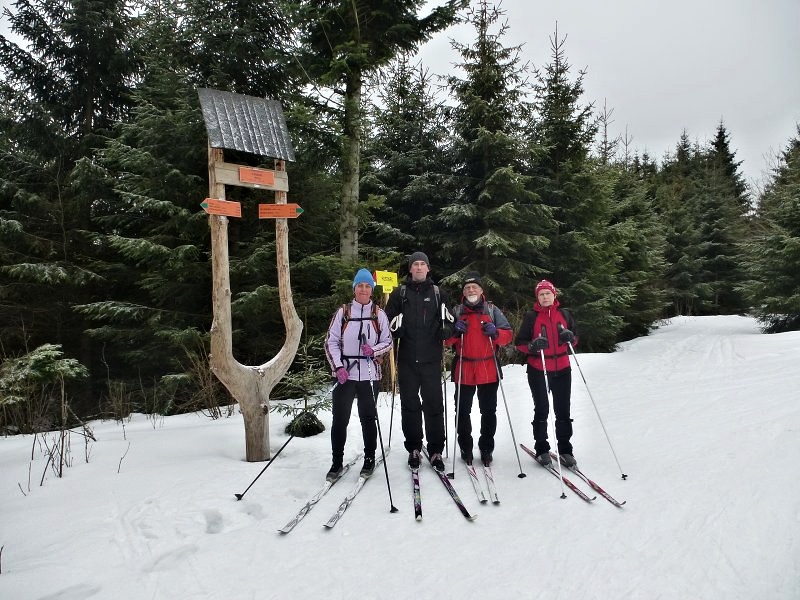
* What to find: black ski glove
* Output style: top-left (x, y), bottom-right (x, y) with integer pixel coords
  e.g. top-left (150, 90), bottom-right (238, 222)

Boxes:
top-left (558, 328), bottom-right (575, 344)
top-left (528, 336), bottom-right (548, 352)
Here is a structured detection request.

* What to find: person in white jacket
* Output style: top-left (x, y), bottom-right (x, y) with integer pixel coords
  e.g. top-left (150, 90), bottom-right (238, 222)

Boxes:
top-left (324, 268), bottom-right (393, 480)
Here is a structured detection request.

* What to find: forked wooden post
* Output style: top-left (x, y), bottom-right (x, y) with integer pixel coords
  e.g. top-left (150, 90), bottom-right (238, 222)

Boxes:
top-left (200, 90), bottom-right (301, 462)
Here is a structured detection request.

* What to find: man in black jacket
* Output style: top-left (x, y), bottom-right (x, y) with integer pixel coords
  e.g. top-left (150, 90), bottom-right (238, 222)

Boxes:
top-left (385, 251), bottom-right (454, 471)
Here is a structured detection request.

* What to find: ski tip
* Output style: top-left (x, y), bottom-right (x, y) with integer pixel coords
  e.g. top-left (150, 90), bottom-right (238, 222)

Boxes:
top-left (467, 515), bottom-right (478, 521)
top-left (415, 515), bottom-right (423, 521)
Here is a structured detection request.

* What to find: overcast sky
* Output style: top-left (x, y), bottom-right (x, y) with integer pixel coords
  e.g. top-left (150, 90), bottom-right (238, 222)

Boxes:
top-left (2, 0), bottom-right (798, 189)
top-left (418, 0), bottom-right (800, 188)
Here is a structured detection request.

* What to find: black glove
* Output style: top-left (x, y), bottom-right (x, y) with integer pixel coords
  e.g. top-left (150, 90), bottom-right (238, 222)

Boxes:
top-left (454, 319), bottom-right (468, 335)
top-left (481, 322), bottom-right (498, 338)
top-left (559, 328), bottom-right (575, 344)
top-left (528, 336), bottom-right (548, 352)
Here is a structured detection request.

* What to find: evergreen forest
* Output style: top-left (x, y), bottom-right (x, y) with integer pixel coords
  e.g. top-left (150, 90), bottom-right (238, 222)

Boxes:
top-left (1, 0), bottom-right (798, 433)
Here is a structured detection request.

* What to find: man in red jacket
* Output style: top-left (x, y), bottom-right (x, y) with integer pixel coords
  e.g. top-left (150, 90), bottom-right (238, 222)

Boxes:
top-left (514, 280), bottom-right (578, 467)
top-left (446, 272), bottom-right (513, 466)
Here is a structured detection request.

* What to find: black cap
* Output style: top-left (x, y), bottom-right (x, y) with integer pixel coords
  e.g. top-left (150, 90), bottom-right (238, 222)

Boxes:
top-left (461, 271), bottom-right (482, 289)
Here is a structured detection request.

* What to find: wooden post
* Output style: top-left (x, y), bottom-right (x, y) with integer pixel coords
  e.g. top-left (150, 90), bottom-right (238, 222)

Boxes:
top-left (207, 146), bottom-right (302, 461)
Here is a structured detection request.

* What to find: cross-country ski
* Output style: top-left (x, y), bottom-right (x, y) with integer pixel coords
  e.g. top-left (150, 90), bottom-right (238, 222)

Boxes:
top-left (278, 454), bottom-right (362, 533)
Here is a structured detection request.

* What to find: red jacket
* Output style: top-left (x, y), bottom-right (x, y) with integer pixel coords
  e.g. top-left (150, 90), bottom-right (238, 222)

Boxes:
top-left (514, 298), bottom-right (577, 374)
top-left (445, 298), bottom-right (513, 385)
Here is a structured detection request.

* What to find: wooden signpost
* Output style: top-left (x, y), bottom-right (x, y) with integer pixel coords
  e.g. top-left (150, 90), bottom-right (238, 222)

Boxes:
top-left (374, 270), bottom-right (399, 396)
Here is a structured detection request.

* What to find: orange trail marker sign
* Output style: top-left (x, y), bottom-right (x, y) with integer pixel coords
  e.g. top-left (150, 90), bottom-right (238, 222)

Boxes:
top-left (258, 204), bottom-right (304, 219)
top-left (201, 198), bottom-right (242, 217)
top-left (239, 166), bottom-right (276, 186)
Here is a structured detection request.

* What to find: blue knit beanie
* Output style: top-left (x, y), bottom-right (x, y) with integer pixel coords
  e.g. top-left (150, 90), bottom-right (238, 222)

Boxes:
top-left (352, 268), bottom-right (375, 289)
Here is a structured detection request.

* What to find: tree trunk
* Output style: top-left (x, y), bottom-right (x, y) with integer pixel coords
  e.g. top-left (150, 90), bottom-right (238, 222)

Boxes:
top-left (339, 69), bottom-right (362, 263)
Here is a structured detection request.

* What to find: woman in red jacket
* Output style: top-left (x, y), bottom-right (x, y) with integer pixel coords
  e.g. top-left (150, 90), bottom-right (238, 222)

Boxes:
top-left (514, 280), bottom-right (578, 467)
top-left (445, 273), bottom-right (513, 467)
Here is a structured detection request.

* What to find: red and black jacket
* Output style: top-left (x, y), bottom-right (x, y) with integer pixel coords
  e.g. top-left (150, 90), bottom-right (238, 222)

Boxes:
top-left (445, 298), bottom-right (513, 385)
top-left (514, 298), bottom-right (577, 374)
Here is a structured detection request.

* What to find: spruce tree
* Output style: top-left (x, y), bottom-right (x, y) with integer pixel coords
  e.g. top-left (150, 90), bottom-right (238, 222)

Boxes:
top-left (606, 164), bottom-right (668, 340)
top-left (0, 0), bottom-right (137, 411)
top-left (289, 0), bottom-right (465, 262)
top-left (361, 55), bottom-right (452, 261)
top-left (653, 132), bottom-right (708, 315)
top-left (175, 0), bottom-right (300, 100)
top-left (655, 125), bottom-right (751, 316)
top-left (697, 121), bottom-right (750, 313)
top-left (740, 128), bottom-right (800, 332)
top-left (437, 1), bottom-right (552, 306)
top-left (525, 29), bottom-right (624, 350)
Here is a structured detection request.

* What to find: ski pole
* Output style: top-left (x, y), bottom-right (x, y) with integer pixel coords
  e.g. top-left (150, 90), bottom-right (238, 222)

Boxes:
top-left (234, 381), bottom-right (337, 500)
top-left (486, 335), bottom-right (526, 478)
top-left (388, 338), bottom-right (398, 450)
top-left (447, 332), bottom-right (465, 479)
top-left (234, 434), bottom-right (294, 501)
top-left (538, 325), bottom-right (566, 499)
top-left (363, 334), bottom-right (399, 513)
top-left (442, 356), bottom-right (447, 450)
top-left (559, 325), bottom-right (628, 480)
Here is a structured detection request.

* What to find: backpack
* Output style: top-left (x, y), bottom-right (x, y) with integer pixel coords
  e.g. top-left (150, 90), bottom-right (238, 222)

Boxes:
top-left (452, 300), bottom-right (495, 323)
top-left (399, 283), bottom-right (440, 308)
top-left (400, 283), bottom-right (451, 331)
top-left (341, 302), bottom-right (381, 337)
top-left (451, 300), bottom-right (504, 378)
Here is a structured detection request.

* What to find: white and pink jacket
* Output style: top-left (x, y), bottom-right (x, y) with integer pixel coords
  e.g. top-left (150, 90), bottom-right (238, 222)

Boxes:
top-left (325, 300), bottom-right (393, 381)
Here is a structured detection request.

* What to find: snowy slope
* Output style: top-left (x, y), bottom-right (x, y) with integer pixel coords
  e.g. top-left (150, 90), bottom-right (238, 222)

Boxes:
top-left (0, 315), bottom-right (798, 600)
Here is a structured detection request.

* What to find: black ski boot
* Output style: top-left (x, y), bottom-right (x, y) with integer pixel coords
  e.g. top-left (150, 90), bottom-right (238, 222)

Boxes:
top-left (360, 456), bottom-right (375, 477)
top-left (326, 462), bottom-right (344, 482)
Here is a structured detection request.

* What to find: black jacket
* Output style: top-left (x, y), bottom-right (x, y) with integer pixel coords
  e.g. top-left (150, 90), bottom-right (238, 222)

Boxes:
top-left (385, 276), bottom-right (453, 364)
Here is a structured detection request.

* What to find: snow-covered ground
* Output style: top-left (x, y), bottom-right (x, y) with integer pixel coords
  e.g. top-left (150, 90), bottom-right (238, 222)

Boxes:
top-left (1, 315), bottom-right (798, 599)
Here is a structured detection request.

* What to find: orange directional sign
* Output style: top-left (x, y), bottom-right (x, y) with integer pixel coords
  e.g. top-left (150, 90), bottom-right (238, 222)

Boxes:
top-left (201, 198), bottom-right (241, 217)
top-left (239, 166), bottom-right (276, 186)
top-left (258, 203), bottom-right (304, 219)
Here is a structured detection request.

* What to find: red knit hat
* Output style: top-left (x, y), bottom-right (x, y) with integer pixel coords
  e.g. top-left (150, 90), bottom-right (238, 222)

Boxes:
top-left (535, 280), bottom-right (557, 296)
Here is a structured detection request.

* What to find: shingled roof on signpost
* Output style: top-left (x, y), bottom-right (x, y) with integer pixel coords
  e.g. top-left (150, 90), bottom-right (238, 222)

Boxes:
top-left (198, 88), bottom-right (295, 162)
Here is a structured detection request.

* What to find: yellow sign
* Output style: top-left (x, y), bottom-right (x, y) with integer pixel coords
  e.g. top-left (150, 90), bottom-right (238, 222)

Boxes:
top-left (375, 270), bottom-right (398, 293)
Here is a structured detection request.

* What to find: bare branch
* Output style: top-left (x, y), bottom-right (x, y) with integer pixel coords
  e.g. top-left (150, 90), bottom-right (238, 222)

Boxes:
top-left (117, 442), bottom-right (130, 474)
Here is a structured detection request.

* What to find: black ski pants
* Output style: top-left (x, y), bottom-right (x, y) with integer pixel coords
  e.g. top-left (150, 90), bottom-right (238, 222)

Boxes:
top-left (527, 368), bottom-right (573, 455)
top-left (330, 380), bottom-right (378, 465)
top-left (454, 381), bottom-right (499, 455)
top-left (397, 360), bottom-right (446, 455)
